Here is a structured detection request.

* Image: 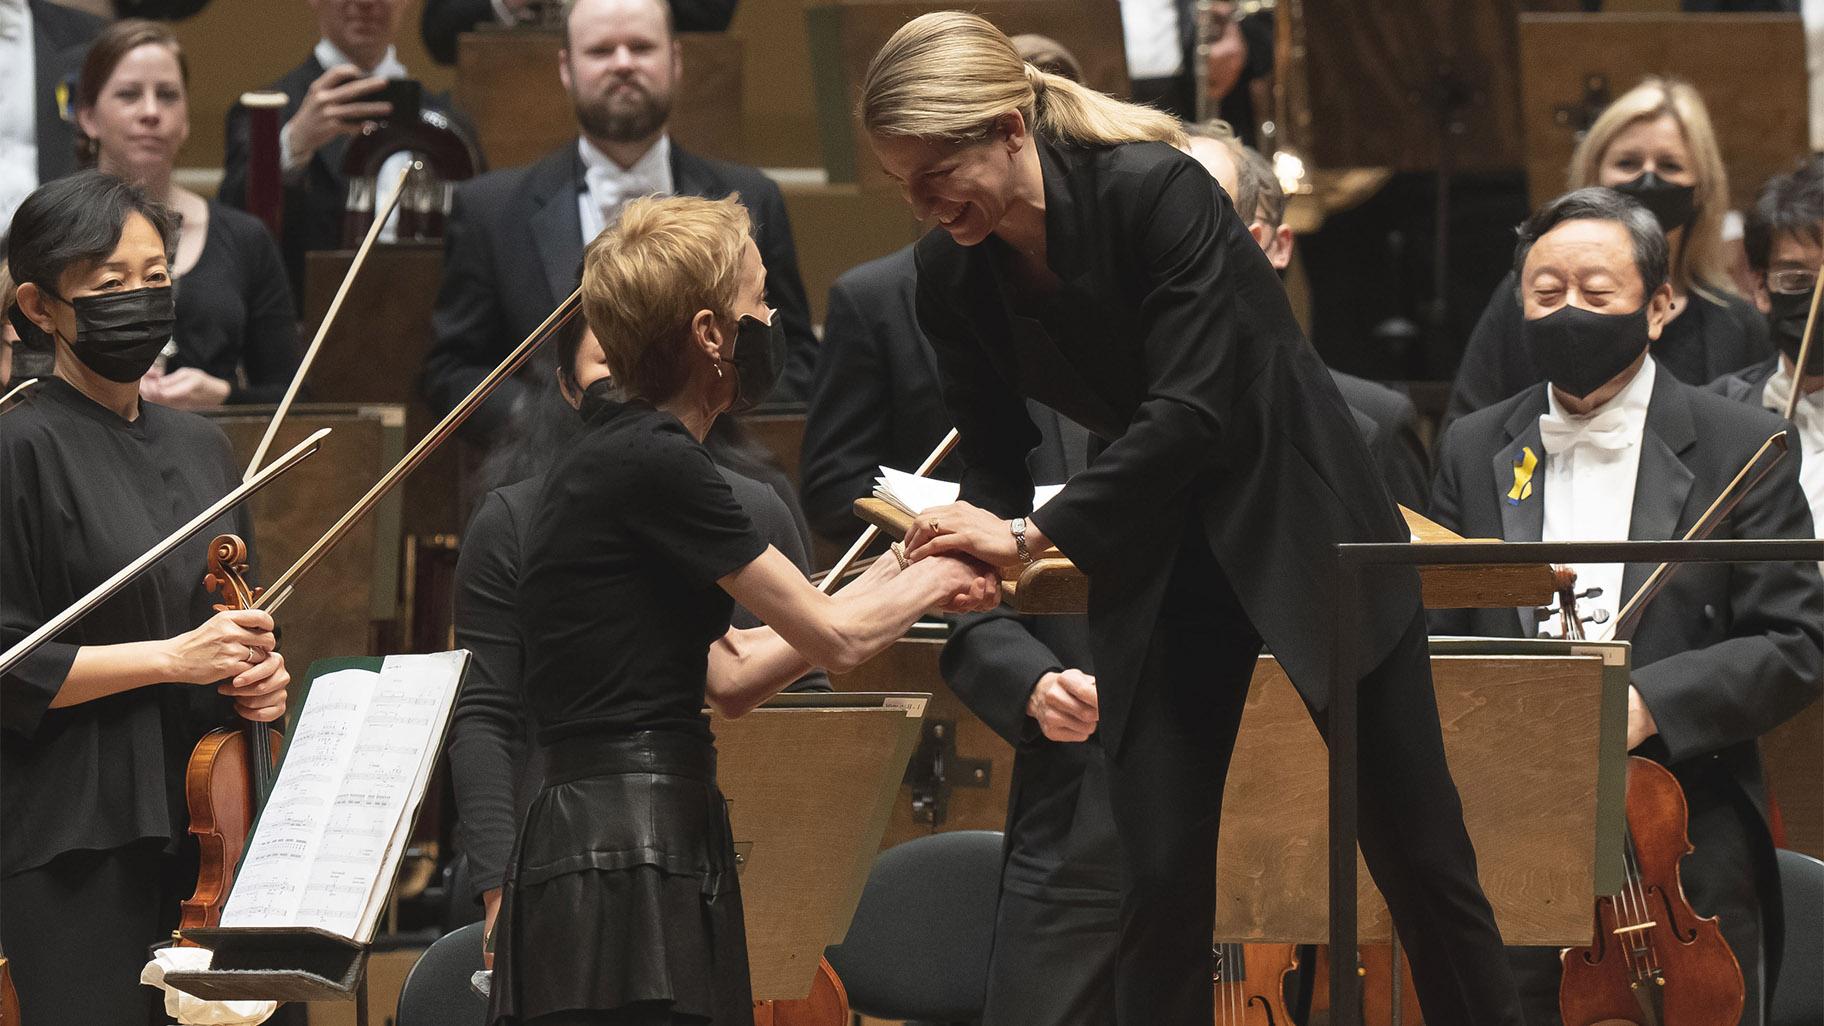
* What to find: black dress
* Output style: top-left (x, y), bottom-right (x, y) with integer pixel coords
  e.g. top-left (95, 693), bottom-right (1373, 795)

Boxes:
top-left (171, 200), bottom-right (300, 405)
top-left (490, 402), bottom-right (766, 1026)
top-left (0, 377), bottom-right (250, 1026)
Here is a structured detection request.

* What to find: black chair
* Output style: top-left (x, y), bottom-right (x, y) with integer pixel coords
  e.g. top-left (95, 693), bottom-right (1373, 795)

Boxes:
top-left (824, 829), bottom-right (1005, 1024)
top-left (396, 921), bottom-right (488, 1026)
top-left (1772, 848), bottom-right (1823, 1026)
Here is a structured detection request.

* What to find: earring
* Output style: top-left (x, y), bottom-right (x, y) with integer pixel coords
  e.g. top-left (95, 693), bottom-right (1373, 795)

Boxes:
top-left (714, 361), bottom-right (724, 380)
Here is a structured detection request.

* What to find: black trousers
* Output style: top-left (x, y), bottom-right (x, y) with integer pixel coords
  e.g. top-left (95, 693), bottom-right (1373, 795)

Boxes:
top-left (1, 841), bottom-right (182, 1026)
top-left (981, 882), bottom-right (1120, 1026)
top-left (1104, 537), bottom-right (1524, 1026)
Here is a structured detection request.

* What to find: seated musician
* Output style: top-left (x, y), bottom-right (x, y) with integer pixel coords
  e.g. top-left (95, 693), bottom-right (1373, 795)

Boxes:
top-left (421, 0), bottom-right (820, 429)
top-left (1181, 121), bottom-right (1431, 512)
top-left (0, 170), bottom-right (292, 1026)
top-left (448, 314), bottom-right (828, 962)
top-left (219, 0), bottom-right (476, 304)
top-left (1448, 77), bottom-right (1773, 426)
top-left (75, 20), bottom-right (300, 408)
top-left (1712, 157), bottom-right (1824, 556)
top-left (419, 0), bottom-right (736, 66)
top-left (1428, 186), bottom-right (1824, 1026)
top-left (488, 193), bottom-right (997, 1026)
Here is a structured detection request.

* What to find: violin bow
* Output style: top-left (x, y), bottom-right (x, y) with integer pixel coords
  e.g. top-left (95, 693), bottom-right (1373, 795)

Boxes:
top-left (257, 289), bottom-right (583, 614)
top-left (241, 161), bottom-right (417, 480)
top-left (1610, 430), bottom-right (1789, 639)
top-left (817, 427), bottom-right (960, 594)
top-left (0, 429), bottom-right (329, 679)
top-left (1780, 257), bottom-right (1824, 421)
top-left (0, 377), bottom-right (38, 414)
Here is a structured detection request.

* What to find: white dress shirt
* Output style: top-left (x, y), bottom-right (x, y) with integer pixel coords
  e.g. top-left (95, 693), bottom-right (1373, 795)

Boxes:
top-left (577, 134), bottom-right (673, 244)
top-left (1539, 357), bottom-right (1658, 641)
top-left (1761, 359), bottom-right (1824, 572)
top-left (1119, 0), bottom-right (1183, 81)
top-left (0, 0), bottom-right (39, 230)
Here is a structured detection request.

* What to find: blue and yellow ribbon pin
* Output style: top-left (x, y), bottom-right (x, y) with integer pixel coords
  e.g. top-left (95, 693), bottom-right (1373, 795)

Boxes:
top-left (1507, 446), bottom-right (1538, 505)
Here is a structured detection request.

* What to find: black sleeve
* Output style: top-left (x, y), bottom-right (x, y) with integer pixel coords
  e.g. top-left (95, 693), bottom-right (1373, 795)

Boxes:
top-left (421, 184), bottom-right (527, 433)
top-left (670, 0), bottom-right (737, 30)
top-left (1422, 421), bottom-right (1473, 637)
top-left (800, 274), bottom-right (894, 540)
top-left (1374, 393), bottom-right (1431, 515)
top-left (915, 251), bottom-right (1040, 519)
top-left (748, 179), bottom-right (819, 403)
top-left (219, 102), bottom-right (252, 210)
top-left (227, 218), bottom-right (302, 405)
top-left (447, 490), bottom-right (528, 899)
top-left (632, 435), bottom-right (768, 586)
top-left (1633, 432), bottom-right (1824, 761)
top-left (421, 0), bottom-right (497, 66)
top-left (1, 437), bottom-right (74, 738)
top-left (1444, 274), bottom-right (1526, 429)
top-left (939, 609), bottom-right (1063, 746)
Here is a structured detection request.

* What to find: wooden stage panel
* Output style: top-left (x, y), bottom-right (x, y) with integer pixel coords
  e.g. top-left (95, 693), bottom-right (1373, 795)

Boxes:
top-left (1764, 701), bottom-right (1823, 859)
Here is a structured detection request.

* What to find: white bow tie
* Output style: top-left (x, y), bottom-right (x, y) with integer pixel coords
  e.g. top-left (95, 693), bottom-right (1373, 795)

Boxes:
top-left (1539, 407), bottom-right (1635, 456)
top-left (587, 165), bottom-right (664, 218)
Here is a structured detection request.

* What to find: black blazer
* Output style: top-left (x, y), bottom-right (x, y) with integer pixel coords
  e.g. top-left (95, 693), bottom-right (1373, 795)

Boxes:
top-left (420, 142), bottom-right (817, 438)
top-left (1331, 370), bottom-right (1429, 515)
top-left (1446, 271), bottom-right (1774, 427)
top-left (915, 137), bottom-right (1418, 752)
top-left (1708, 355), bottom-right (1782, 406)
top-left (219, 54), bottom-right (479, 307)
top-left (29, 0), bottom-right (103, 186)
top-left (419, 0), bottom-right (738, 66)
top-left (1428, 370), bottom-right (1824, 823)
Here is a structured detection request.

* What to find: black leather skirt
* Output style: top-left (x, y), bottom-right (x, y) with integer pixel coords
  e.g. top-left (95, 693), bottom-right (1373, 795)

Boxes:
top-left (488, 730), bottom-right (754, 1026)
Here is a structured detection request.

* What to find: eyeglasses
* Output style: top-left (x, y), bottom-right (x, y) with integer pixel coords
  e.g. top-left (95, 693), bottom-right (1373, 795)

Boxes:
top-left (1767, 268), bottom-right (1818, 295)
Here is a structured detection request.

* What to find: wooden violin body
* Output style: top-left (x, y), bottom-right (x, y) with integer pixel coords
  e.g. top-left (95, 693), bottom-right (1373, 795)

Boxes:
top-left (178, 535), bottom-right (282, 937)
top-left (1, 955), bottom-right (19, 1026)
top-left (1212, 943), bottom-right (1299, 1025)
top-left (1308, 943), bottom-right (1425, 1025)
top-left (1558, 757), bottom-right (1743, 1026)
top-left (752, 958), bottom-right (848, 1026)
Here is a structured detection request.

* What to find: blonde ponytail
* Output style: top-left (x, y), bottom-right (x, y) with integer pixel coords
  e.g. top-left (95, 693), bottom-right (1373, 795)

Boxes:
top-left (862, 11), bottom-right (1185, 150)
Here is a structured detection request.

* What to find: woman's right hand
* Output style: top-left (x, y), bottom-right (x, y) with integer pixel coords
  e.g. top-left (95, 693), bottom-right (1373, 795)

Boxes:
top-left (925, 553), bottom-right (1002, 613)
top-left (165, 608), bottom-right (277, 684)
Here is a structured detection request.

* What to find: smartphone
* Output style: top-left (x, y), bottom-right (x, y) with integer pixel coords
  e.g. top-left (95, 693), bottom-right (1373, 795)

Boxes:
top-left (373, 79), bottom-right (423, 125)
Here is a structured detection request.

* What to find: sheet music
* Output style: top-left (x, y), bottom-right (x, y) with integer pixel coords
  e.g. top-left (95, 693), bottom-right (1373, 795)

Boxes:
top-left (222, 652), bottom-right (466, 941)
top-left (873, 466), bottom-right (1063, 516)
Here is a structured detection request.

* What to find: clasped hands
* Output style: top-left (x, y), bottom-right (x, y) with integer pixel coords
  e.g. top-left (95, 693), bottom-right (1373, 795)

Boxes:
top-left (899, 500), bottom-right (1038, 613)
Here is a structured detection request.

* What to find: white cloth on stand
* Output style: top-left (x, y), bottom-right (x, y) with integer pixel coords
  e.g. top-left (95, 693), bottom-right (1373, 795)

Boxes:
top-left (139, 947), bottom-right (276, 1026)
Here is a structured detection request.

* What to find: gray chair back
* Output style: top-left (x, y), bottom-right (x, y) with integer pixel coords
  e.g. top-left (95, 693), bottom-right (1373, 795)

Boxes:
top-left (397, 921), bottom-right (488, 1026)
top-left (1772, 848), bottom-right (1822, 1026)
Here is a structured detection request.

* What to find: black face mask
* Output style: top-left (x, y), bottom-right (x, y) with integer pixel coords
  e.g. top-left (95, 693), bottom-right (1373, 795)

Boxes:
top-left (720, 313), bottom-right (785, 414)
top-left (6, 305), bottom-right (56, 380)
top-left (1523, 301), bottom-right (1652, 400)
top-left (54, 286), bottom-right (176, 383)
top-left (1768, 288), bottom-right (1824, 375)
top-left (1613, 171), bottom-right (1697, 234)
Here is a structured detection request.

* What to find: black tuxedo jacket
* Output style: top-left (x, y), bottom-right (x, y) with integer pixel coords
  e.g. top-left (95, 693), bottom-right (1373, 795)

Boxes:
top-left (418, 0), bottom-right (737, 66)
top-left (1429, 370), bottom-right (1824, 823)
top-left (29, 0), bottom-right (103, 186)
top-left (914, 136), bottom-right (1418, 752)
top-left (1708, 355), bottom-right (1782, 406)
top-left (219, 54), bottom-right (479, 307)
top-left (419, 142), bottom-right (817, 436)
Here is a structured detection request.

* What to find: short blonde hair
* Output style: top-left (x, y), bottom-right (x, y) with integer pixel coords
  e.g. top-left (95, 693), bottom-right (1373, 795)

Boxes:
top-left (1570, 76), bottom-right (1734, 300)
top-left (862, 11), bottom-right (1185, 150)
top-left (580, 194), bottom-right (751, 403)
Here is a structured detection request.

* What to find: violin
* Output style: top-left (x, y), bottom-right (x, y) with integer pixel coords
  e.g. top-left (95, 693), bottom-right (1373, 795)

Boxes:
top-left (1212, 942), bottom-right (1299, 1025)
top-left (752, 958), bottom-right (849, 1026)
top-left (1548, 567), bottom-right (1744, 1025)
top-left (1, 952), bottom-right (19, 1026)
top-left (1306, 942), bottom-right (1424, 1025)
top-left (177, 535), bottom-right (283, 936)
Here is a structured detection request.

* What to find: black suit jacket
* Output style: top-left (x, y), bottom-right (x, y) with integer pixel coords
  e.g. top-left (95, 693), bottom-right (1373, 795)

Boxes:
top-left (29, 0), bottom-right (103, 186)
top-left (1708, 355), bottom-right (1782, 405)
top-left (420, 142), bottom-right (816, 436)
top-left (419, 0), bottom-right (738, 66)
top-left (219, 54), bottom-right (479, 308)
top-left (915, 137), bottom-right (1418, 752)
top-left (1428, 370), bottom-right (1824, 823)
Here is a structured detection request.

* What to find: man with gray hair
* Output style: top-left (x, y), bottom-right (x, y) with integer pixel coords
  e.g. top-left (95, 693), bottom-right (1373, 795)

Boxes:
top-left (1429, 186), bottom-right (1823, 1026)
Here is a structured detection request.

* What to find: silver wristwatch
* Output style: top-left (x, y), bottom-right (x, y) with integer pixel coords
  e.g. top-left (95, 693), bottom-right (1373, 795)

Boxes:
top-left (1010, 517), bottom-right (1033, 566)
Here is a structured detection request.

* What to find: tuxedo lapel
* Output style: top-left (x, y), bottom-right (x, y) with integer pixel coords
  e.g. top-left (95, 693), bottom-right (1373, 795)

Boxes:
top-left (529, 148), bottom-right (586, 306)
top-left (668, 143), bottom-right (715, 200)
top-left (1493, 390), bottom-right (1548, 636)
top-left (1621, 374), bottom-right (1698, 612)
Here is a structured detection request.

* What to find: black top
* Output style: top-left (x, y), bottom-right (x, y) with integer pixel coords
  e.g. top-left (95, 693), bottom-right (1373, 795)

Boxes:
top-left (517, 403), bottom-right (765, 743)
top-left (1445, 270), bottom-right (1773, 426)
top-left (171, 200), bottom-right (300, 404)
top-left (0, 377), bottom-right (246, 874)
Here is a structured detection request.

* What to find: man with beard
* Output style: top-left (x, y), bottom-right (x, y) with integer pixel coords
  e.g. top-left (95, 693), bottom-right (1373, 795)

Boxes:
top-left (420, 0), bottom-right (820, 435)
top-left (219, 0), bottom-right (478, 308)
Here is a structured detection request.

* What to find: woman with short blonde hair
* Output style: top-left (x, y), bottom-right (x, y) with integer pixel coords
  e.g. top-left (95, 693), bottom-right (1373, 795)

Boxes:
top-left (861, 12), bottom-right (1522, 1026)
top-left (488, 194), bottom-right (997, 1026)
top-left (1447, 76), bottom-right (1773, 421)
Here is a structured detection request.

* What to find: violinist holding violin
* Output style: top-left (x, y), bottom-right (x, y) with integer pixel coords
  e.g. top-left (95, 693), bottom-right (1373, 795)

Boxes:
top-left (0, 171), bottom-right (291, 1026)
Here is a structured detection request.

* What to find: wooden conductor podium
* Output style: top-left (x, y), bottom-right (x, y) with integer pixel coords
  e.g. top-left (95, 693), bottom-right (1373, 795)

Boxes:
top-left (708, 692), bottom-right (930, 999)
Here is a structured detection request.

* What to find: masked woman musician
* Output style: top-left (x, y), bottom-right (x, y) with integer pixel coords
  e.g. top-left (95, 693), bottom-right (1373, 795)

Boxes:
top-left (860, 13), bottom-right (1522, 1026)
top-left (0, 171), bottom-right (292, 1026)
top-left (74, 19), bottom-right (300, 408)
top-left (487, 193), bottom-right (998, 1026)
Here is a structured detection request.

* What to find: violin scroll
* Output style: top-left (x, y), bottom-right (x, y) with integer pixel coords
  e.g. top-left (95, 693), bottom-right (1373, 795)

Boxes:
top-left (203, 534), bottom-right (263, 612)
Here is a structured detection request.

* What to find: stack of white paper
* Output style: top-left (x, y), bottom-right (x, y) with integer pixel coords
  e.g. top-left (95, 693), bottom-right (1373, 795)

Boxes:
top-left (872, 465), bottom-right (1063, 517)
